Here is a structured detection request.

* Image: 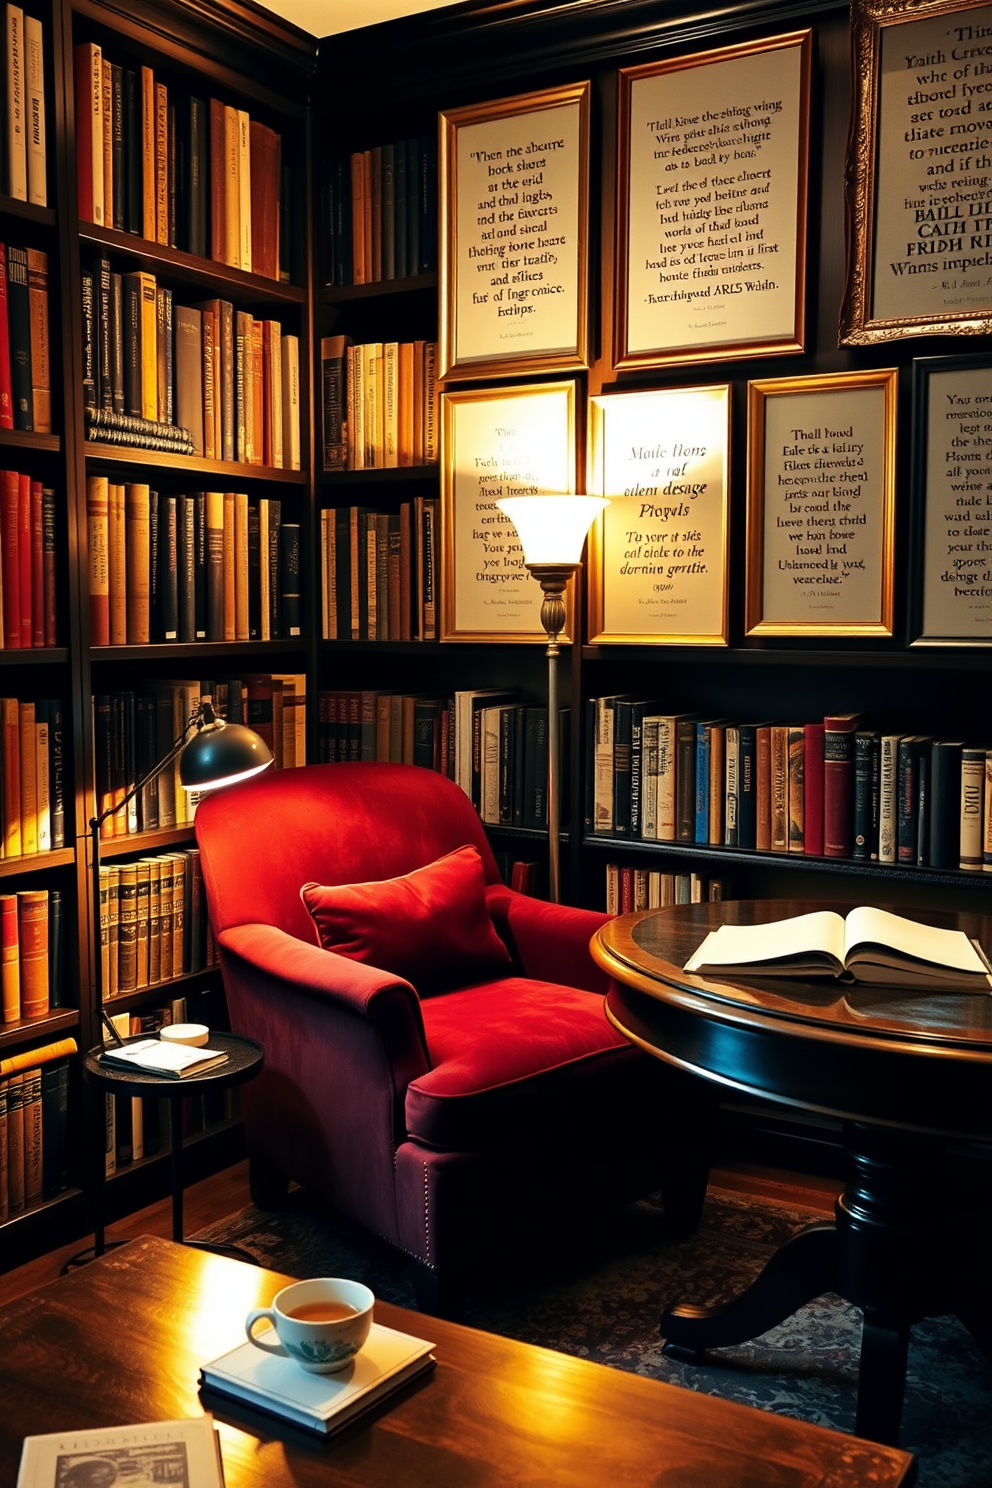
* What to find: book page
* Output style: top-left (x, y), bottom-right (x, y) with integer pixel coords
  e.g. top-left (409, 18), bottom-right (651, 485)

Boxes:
top-left (18, 1418), bottom-right (223, 1488)
top-left (843, 906), bottom-right (987, 973)
top-left (685, 910), bottom-right (846, 970)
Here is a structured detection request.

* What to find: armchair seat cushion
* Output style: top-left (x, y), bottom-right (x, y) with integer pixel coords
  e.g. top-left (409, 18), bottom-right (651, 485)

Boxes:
top-left (407, 976), bottom-right (635, 1148)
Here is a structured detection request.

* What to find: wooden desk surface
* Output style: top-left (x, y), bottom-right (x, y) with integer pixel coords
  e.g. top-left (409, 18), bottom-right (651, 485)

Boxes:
top-left (0, 1237), bottom-right (914, 1487)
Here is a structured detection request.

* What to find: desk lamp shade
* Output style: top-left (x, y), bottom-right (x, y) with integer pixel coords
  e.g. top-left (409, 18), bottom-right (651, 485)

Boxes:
top-left (179, 714), bottom-right (274, 792)
top-left (496, 494), bottom-right (608, 565)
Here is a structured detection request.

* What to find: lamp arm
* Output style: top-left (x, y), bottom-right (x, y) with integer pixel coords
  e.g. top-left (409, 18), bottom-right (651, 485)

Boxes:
top-left (88, 704), bottom-right (206, 836)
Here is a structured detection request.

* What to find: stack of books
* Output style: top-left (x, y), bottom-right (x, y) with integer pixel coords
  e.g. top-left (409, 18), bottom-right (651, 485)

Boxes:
top-left (92, 674), bottom-right (305, 838)
top-left (320, 336), bottom-right (438, 471)
top-left (0, 1041), bottom-right (72, 1222)
top-left (320, 499), bottom-right (437, 641)
top-left (1, 8), bottom-right (47, 206)
top-left (98, 846), bottom-right (207, 999)
top-left (1, 888), bottom-right (64, 1020)
top-left (0, 695), bottom-right (65, 857)
top-left (587, 696), bottom-right (992, 873)
top-left (86, 480), bottom-right (301, 645)
top-left (73, 44), bottom-right (289, 279)
top-left (1, 242), bottom-right (51, 434)
top-left (82, 264), bottom-right (301, 465)
top-left (322, 136), bottom-right (437, 286)
top-left (0, 470), bottom-right (58, 648)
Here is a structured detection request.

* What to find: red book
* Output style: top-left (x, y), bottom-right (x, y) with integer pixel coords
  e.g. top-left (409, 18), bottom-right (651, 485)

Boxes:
top-left (0, 469), bottom-right (20, 648)
top-left (823, 713), bottom-right (862, 858)
top-left (18, 472), bottom-right (32, 647)
top-left (249, 120), bottom-right (280, 282)
top-left (42, 487), bottom-right (56, 646)
top-left (209, 98), bottom-right (226, 264)
top-left (0, 245), bottom-right (13, 429)
top-left (755, 725), bottom-right (771, 852)
top-left (803, 723), bottom-right (825, 856)
top-left (73, 43), bottom-right (100, 223)
top-left (30, 481), bottom-right (44, 647)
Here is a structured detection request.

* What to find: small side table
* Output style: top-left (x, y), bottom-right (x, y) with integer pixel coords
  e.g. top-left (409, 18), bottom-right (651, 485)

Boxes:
top-left (80, 1031), bottom-right (264, 1263)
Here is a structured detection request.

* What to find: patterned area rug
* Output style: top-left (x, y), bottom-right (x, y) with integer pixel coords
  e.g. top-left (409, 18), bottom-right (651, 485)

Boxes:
top-left (192, 1187), bottom-right (992, 1487)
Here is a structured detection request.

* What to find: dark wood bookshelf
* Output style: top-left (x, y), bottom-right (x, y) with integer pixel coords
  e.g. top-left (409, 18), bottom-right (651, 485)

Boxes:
top-left (0, 429), bottom-right (61, 453)
top-left (0, 648), bottom-right (69, 667)
top-left (96, 825), bottom-right (197, 859)
top-left (320, 272), bottom-right (437, 304)
top-left (581, 645), bottom-right (992, 673)
top-left (88, 639), bottom-right (306, 663)
top-left (78, 222), bottom-right (306, 307)
top-left (100, 965), bottom-right (224, 1015)
top-left (320, 465), bottom-right (439, 487)
top-left (0, 1009), bottom-right (80, 1048)
top-left (317, 638), bottom-right (445, 654)
top-left (0, 195), bottom-right (56, 228)
top-left (84, 443), bottom-right (307, 482)
top-left (0, 848), bottom-right (76, 880)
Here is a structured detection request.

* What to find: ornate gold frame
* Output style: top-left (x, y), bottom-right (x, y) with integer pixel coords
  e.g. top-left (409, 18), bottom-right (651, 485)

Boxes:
top-left (439, 81), bottom-right (591, 381)
top-left (586, 385), bottom-right (731, 645)
top-left (441, 380), bottom-right (578, 643)
top-left (745, 369), bottom-right (898, 637)
top-left (841, 0), bottom-right (992, 343)
top-left (614, 32), bottom-right (811, 372)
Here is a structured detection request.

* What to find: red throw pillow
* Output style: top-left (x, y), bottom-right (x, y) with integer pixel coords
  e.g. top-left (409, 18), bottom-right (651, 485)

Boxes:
top-left (300, 844), bottom-right (512, 989)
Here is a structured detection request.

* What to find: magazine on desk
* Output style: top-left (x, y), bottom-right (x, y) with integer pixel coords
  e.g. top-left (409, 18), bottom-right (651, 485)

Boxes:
top-left (683, 906), bottom-right (992, 990)
top-left (200, 1321), bottom-right (436, 1436)
top-left (17, 1415), bottom-right (225, 1486)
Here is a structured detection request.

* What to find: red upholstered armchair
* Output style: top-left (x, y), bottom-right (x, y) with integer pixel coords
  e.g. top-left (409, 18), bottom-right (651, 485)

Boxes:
top-left (196, 762), bottom-right (711, 1308)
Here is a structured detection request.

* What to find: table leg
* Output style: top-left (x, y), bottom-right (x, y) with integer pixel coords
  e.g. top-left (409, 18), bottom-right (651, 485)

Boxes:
top-left (661, 1221), bottom-right (838, 1356)
top-left (856, 1309), bottom-right (910, 1446)
top-left (170, 1093), bottom-right (185, 1243)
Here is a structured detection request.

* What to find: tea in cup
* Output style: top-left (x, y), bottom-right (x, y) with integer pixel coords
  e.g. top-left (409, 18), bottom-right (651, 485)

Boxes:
top-left (245, 1278), bottom-right (374, 1373)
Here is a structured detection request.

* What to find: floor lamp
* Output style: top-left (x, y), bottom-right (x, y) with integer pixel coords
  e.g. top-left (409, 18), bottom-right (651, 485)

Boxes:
top-left (496, 495), bottom-right (608, 903)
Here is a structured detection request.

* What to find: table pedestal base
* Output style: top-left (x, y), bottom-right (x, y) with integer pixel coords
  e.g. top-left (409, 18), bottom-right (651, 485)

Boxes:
top-left (661, 1122), bottom-right (992, 1446)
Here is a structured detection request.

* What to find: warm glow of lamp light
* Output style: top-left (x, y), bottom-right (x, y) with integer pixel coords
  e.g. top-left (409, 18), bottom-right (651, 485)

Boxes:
top-left (496, 494), bottom-right (609, 564)
top-left (496, 493), bottom-right (610, 904)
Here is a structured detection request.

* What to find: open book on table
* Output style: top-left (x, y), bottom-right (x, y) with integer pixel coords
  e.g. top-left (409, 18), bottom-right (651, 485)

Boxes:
top-left (683, 907), bottom-right (992, 990)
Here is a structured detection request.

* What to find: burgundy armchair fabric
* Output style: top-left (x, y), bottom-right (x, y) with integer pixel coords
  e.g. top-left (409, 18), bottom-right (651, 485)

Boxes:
top-left (196, 762), bottom-right (708, 1301)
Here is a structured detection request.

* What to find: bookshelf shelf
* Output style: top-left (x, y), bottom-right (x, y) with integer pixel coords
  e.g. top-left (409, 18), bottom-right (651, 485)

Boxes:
top-left (581, 645), bottom-right (992, 674)
top-left (83, 444), bottom-right (306, 482)
top-left (78, 223), bottom-right (306, 307)
top-left (583, 834), bottom-right (988, 891)
top-left (0, 195), bottom-right (56, 228)
top-left (317, 638), bottom-right (445, 654)
top-left (320, 272), bottom-right (437, 304)
top-left (320, 465), bottom-right (439, 487)
top-left (0, 1009), bottom-right (80, 1048)
top-left (0, 649), bottom-right (70, 667)
top-left (0, 849), bottom-right (76, 880)
top-left (101, 966), bottom-right (222, 1014)
top-left (96, 826), bottom-right (197, 860)
top-left (89, 639), bottom-right (305, 663)
top-left (0, 429), bottom-right (61, 454)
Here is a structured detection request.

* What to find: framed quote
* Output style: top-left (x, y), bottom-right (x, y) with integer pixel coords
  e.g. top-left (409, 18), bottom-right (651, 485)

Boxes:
top-left (842, 0), bottom-right (992, 343)
top-left (586, 385), bottom-right (730, 644)
top-left (441, 381), bottom-right (577, 642)
top-left (439, 81), bottom-right (590, 380)
top-left (745, 369), bottom-right (898, 636)
top-left (912, 354), bottom-right (992, 643)
top-left (615, 31), bottom-right (811, 371)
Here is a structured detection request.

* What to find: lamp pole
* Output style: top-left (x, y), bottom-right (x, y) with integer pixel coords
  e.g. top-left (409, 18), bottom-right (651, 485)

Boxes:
top-left (526, 564), bottom-right (574, 904)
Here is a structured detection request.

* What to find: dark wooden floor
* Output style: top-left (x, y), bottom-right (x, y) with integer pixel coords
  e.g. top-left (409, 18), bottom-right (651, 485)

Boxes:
top-left (0, 1159), bottom-right (840, 1309)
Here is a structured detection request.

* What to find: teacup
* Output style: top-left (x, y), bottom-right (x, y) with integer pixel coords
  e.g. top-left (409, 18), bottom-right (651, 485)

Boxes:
top-left (245, 1278), bottom-right (374, 1373)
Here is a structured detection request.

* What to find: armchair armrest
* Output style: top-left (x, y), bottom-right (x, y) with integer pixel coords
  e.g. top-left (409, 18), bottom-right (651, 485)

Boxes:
top-left (485, 885), bottom-right (612, 996)
top-left (217, 922), bottom-right (431, 1076)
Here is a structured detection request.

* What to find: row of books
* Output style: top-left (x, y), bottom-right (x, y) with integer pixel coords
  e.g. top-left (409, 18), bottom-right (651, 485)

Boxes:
top-left (1, 241), bottom-right (50, 433)
top-left (1, 886), bottom-right (63, 1021)
top-left (93, 673), bottom-right (305, 838)
top-left (86, 480), bottom-right (301, 645)
top-left (320, 336), bottom-right (438, 471)
top-left (322, 137), bottom-right (437, 287)
top-left (0, 1043), bottom-right (71, 1222)
top-left (81, 264), bottom-right (301, 465)
top-left (99, 847), bottom-right (212, 1000)
top-left (1, 696), bottom-right (65, 857)
top-left (74, 44), bottom-right (288, 280)
top-left (604, 864), bottom-right (725, 914)
top-left (320, 499), bottom-right (438, 642)
top-left (588, 699), bottom-right (992, 872)
top-left (1, 469), bottom-right (56, 648)
top-left (1, 8), bottom-right (47, 206)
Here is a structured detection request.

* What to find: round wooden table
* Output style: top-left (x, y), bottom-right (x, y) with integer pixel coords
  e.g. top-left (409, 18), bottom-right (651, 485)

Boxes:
top-left (591, 899), bottom-right (992, 1447)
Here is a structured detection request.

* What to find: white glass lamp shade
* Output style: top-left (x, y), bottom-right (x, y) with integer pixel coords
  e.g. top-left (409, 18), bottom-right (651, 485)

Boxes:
top-left (496, 495), bottom-right (609, 565)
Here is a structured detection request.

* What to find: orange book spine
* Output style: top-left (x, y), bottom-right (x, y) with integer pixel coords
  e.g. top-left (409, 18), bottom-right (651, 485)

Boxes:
top-left (108, 482), bottom-right (127, 646)
top-left (17, 471), bottom-right (31, 647)
top-left (0, 894), bottom-right (20, 1022)
top-left (30, 480), bottom-right (43, 647)
top-left (223, 490), bottom-right (236, 640)
top-left (251, 319), bottom-right (263, 465)
top-left (141, 65), bottom-right (156, 241)
top-left (124, 483), bottom-right (150, 643)
top-left (18, 701), bottom-right (37, 854)
top-left (17, 891), bottom-right (48, 1017)
top-left (755, 725), bottom-right (772, 853)
top-left (1, 468), bottom-right (21, 649)
top-left (1, 696), bottom-right (21, 856)
top-left (87, 475), bottom-right (110, 645)
top-left (0, 1036), bottom-right (77, 1077)
top-left (209, 98), bottom-right (225, 263)
top-left (155, 80), bottom-right (169, 244)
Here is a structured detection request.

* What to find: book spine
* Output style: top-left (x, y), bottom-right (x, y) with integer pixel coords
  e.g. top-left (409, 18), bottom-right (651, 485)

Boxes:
top-left (7, 245), bottom-right (32, 430)
top-left (124, 483), bottom-right (150, 643)
top-left (87, 475), bottom-right (110, 645)
top-left (755, 725), bottom-right (771, 852)
top-left (960, 745), bottom-right (986, 871)
top-left (823, 715), bottom-right (858, 858)
top-left (141, 65), bottom-right (155, 240)
top-left (693, 722), bottom-right (710, 845)
top-left (737, 724), bottom-right (758, 851)
top-left (787, 724), bottom-right (805, 853)
top-left (676, 719), bottom-right (696, 843)
top-left (896, 737), bottom-right (922, 864)
top-left (852, 731), bottom-right (878, 862)
top-left (17, 889), bottom-right (48, 1016)
top-left (25, 15), bottom-right (46, 209)
top-left (770, 726), bottom-right (788, 852)
top-left (723, 726), bottom-right (739, 847)
top-left (26, 248), bottom-right (50, 432)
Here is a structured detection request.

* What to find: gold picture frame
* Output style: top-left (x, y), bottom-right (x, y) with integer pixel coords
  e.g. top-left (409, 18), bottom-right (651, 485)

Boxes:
top-left (441, 381), bottom-right (578, 642)
top-left (439, 81), bottom-right (591, 381)
top-left (746, 369), bottom-right (898, 636)
top-left (841, 0), bottom-right (992, 344)
top-left (614, 31), bottom-right (811, 371)
top-left (587, 385), bottom-right (731, 645)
